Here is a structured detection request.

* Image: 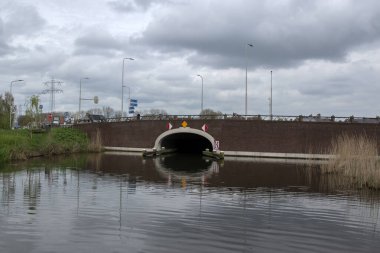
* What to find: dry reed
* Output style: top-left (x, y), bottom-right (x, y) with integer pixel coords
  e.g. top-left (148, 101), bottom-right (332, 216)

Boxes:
top-left (322, 134), bottom-right (380, 190)
top-left (88, 128), bottom-right (103, 152)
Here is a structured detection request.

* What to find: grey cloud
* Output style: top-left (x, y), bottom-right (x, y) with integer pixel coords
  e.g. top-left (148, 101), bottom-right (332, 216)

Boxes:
top-left (4, 5), bottom-right (46, 37)
top-left (0, 42), bottom-right (9, 56)
top-left (74, 29), bottom-right (124, 56)
top-left (0, 18), bottom-right (10, 56)
top-left (108, 0), bottom-right (136, 13)
top-left (135, 0), bottom-right (380, 69)
top-left (108, 0), bottom-right (175, 13)
top-left (0, 4), bottom-right (45, 56)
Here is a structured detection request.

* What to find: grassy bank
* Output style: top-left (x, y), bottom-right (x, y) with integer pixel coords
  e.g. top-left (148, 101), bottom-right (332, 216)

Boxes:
top-left (0, 128), bottom-right (101, 163)
top-left (321, 134), bottom-right (380, 190)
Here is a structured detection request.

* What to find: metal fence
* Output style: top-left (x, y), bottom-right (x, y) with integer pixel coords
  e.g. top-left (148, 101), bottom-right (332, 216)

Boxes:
top-left (76, 114), bottom-right (380, 124)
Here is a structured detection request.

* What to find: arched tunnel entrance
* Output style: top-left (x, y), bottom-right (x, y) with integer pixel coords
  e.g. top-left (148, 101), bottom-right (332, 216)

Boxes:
top-left (161, 133), bottom-right (213, 154)
top-left (154, 128), bottom-right (215, 155)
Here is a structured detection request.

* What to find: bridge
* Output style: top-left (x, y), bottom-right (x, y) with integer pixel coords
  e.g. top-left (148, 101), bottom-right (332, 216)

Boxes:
top-left (74, 114), bottom-right (380, 159)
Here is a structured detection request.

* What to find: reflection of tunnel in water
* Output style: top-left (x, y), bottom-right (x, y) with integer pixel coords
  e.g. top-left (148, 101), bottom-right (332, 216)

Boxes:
top-left (161, 133), bottom-right (213, 154)
top-left (160, 154), bottom-right (213, 172)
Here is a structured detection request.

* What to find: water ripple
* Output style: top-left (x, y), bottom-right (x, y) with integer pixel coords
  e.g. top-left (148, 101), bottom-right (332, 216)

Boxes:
top-left (1, 155), bottom-right (380, 253)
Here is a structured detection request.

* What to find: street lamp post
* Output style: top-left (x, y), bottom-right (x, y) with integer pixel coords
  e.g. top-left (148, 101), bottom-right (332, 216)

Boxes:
top-left (121, 57), bottom-right (134, 117)
top-left (270, 70), bottom-right (273, 120)
top-left (245, 43), bottom-right (253, 116)
top-left (9, 79), bottom-right (23, 129)
top-left (122, 85), bottom-right (131, 115)
top-left (79, 77), bottom-right (89, 120)
top-left (197, 74), bottom-right (204, 113)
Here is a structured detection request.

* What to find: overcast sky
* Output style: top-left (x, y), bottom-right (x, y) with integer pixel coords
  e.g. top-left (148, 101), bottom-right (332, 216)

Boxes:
top-left (1, 0), bottom-right (380, 117)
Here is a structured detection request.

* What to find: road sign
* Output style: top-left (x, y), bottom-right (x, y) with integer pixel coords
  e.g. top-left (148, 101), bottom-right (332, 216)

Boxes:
top-left (130, 99), bottom-right (138, 103)
top-left (214, 140), bottom-right (220, 151)
top-left (181, 121), bottom-right (188, 128)
top-left (167, 122), bottom-right (173, 130)
top-left (129, 110), bottom-right (134, 114)
top-left (39, 104), bottom-right (43, 110)
top-left (202, 124), bottom-right (208, 132)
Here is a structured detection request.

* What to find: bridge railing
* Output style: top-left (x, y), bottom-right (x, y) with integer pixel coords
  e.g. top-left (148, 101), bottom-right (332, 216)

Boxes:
top-left (76, 114), bottom-right (380, 124)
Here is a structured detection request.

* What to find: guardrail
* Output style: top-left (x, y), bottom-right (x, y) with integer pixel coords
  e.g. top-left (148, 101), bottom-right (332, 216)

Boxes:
top-left (75, 114), bottom-right (380, 124)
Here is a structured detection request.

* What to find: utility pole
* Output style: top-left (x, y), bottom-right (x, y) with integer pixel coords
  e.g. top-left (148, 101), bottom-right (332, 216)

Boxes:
top-left (121, 57), bottom-right (134, 117)
top-left (270, 70), bottom-right (273, 120)
top-left (245, 43), bottom-right (253, 116)
top-left (42, 78), bottom-right (63, 113)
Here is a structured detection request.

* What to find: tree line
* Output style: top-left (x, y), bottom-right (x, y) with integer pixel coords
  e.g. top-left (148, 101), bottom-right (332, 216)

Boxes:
top-left (1, 90), bottom-right (223, 129)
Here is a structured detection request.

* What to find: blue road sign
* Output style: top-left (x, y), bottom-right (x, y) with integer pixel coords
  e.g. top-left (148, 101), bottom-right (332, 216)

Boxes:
top-left (130, 99), bottom-right (138, 103)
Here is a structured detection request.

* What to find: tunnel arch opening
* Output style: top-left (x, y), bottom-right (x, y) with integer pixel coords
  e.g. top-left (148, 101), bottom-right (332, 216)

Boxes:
top-left (154, 128), bottom-right (215, 154)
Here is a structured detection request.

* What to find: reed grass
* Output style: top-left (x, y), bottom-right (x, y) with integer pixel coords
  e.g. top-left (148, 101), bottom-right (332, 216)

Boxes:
top-left (322, 134), bottom-right (380, 190)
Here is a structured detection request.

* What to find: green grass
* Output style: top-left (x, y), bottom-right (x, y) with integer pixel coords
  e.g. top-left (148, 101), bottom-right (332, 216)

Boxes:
top-left (0, 128), bottom-right (91, 163)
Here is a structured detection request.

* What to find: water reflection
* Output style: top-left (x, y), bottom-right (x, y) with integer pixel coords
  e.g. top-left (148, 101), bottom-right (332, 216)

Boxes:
top-left (0, 153), bottom-right (380, 253)
top-left (154, 154), bottom-right (219, 187)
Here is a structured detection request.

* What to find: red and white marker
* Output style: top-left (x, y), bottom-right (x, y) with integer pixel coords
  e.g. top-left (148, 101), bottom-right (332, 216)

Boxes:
top-left (167, 122), bottom-right (173, 130)
top-left (202, 124), bottom-right (208, 132)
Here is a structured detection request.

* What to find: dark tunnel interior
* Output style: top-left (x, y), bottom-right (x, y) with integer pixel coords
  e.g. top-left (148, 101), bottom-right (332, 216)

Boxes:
top-left (160, 133), bottom-right (213, 154)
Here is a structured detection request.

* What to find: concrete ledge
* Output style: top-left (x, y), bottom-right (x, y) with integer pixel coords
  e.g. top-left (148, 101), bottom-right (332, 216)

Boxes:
top-left (222, 151), bottom-right (333, 160)
top-left (104, 146), bottom-right (332, 160)
top-left (104, 147), bottom-right (149, 152)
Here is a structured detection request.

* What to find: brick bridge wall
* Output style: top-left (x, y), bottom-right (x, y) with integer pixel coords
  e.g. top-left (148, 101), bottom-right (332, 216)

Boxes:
top-left (74, 120), bottom-right (380, 154)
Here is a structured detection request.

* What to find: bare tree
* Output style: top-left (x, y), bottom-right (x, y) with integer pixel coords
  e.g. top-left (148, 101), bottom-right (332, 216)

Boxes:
top-left (24, 95), bottom-right (42, 128)
top-left (102, 106), bottom-right (115, 118)
top-left (87, 108), bottom-right (103, 115)
top-left (142, 109), bottom-right (168, 116)
top-left (200, 108), bottom-right (223, 119)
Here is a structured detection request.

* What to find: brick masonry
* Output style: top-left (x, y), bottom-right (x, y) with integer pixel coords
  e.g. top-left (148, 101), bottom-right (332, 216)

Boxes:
top-left (74, 119), bottom-right (380, 154)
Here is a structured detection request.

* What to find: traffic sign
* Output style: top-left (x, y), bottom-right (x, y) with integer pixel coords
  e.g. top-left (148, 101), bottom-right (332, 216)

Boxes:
top-left (202, 124), bottom-right (208, 132)
top-left (167, 122), bottom-right (173, 130)
top-left (181, 121), bottom-right (188, 128)
top-left (214, 140), bottom-right (220, 151)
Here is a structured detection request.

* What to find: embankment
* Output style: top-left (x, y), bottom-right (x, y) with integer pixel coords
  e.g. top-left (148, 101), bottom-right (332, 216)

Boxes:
top-left (0, 128), bottom-right (100, 163)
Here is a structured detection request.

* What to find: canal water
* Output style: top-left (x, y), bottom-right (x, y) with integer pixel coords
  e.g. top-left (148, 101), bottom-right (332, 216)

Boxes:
top-left (1, 153), bottom-right (379, 253)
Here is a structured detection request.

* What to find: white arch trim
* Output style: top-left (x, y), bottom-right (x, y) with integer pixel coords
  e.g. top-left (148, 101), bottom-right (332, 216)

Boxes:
top-left (154, 127), bottom-right (215, 150)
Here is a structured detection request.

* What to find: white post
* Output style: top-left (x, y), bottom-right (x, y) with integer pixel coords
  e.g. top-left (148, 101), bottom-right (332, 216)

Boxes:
top-left (197, 74), bottom-right (204, 113)
top-left (245, 43), bottom-right (253, 116)
top-left (121, 57), bottom-right (134, 118)
top-left (270, 70), bottom-right (273, 120)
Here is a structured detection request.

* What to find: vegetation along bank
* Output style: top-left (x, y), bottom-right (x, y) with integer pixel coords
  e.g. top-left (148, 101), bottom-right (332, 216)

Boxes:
top-left (0, 127), bottom-right (101, 163)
